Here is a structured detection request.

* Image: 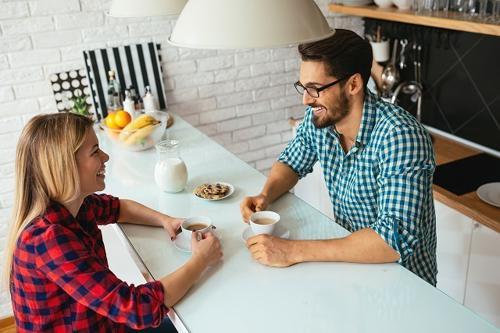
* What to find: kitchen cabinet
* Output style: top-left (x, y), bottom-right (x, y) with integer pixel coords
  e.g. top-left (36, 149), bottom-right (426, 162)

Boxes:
top-left (100, 224), bottom-right (146, 285)
top-left (293, 162), bottom-right (335, 220)
top-left (464, 223), bottom-right (500, 327)
top-left (435, 200), bottom-right (474, 303)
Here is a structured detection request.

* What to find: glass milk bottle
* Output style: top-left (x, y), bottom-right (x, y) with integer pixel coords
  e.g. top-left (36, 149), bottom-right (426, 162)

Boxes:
top-left (154, 140), bottom-right (188, 193)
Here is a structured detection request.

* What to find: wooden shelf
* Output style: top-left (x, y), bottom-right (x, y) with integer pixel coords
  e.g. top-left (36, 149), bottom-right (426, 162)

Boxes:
top-left (329, 4), bottom-right (500, 37)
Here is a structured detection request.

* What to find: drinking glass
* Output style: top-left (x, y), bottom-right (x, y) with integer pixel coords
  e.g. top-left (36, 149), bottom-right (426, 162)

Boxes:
top-left (494, 0), bottom-right (500, 22)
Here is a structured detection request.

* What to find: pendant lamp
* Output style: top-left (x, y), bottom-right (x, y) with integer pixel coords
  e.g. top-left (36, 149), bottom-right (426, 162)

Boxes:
top-left (108, 0), bottom-right (187, 17)
top-left (168, 0), bottom-right (334, 49)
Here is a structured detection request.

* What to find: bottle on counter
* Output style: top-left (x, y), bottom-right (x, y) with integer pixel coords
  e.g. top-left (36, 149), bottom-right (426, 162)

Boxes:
top-left (107, 70), bottom-right (122, 111)
top-left (128, 85), bottom-right (142, 111)
top-left (142, 85), bottom-right (157, 113)
top-left (123, 90), bottom-right (136, 118)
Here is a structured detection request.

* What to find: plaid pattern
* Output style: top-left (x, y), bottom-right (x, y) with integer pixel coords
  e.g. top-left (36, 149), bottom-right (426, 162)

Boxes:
top-left (10, 194), bottom-right (169, 332)
top-left (280, 91), bottom-right (437, 285)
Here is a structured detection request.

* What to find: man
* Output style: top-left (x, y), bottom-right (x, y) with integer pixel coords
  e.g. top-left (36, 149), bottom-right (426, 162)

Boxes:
top-left (240, 29), bottom-right (437, 286)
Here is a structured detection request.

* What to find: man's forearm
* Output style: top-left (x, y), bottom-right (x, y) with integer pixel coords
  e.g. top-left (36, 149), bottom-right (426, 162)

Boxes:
top-left (261, 162), bottom-right (299, 203)
top-left (291, 228), bottom-right (400, 264)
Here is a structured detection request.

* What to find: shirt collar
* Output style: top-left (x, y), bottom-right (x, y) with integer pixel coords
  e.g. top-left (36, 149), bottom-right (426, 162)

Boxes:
top-left (355, 90), bottom-right (378, 146)
top-left (44, 197), bottom-right (95, 235)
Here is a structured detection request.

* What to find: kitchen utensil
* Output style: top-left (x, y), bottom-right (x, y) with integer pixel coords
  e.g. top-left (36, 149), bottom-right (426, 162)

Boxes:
top-left (399, 39), bottom-right (408, 69)
top-left (381, 39), bottom-right (400, 96)
top-left (417, 44), bottom-right (422, 83)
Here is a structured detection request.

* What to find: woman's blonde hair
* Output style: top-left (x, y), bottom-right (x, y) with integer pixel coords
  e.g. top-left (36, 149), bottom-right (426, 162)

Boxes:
top-left (2, 112), bottom-right (93, 288)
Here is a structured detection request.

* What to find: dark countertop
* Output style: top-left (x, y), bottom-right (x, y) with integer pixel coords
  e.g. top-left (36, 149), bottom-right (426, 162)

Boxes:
top-left (432, 133), bottom-right (500, 233)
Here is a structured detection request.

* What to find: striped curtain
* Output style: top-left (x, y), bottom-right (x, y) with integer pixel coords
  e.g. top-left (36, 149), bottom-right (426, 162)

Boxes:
top-left (83, 42), bottom-right (167, 121)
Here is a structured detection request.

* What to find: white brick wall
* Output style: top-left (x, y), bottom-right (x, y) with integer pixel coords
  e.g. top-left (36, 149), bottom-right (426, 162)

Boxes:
top-left (0, 0), bottom-right (363, 317)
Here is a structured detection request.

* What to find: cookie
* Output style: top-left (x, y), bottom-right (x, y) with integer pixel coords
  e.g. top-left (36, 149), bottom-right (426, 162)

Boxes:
top-left (194, 183), bottom-right (230, 199)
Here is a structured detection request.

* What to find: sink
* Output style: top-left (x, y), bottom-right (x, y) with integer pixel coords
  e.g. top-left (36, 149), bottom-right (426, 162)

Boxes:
top-left (433, 153), bottom-right (500, 195)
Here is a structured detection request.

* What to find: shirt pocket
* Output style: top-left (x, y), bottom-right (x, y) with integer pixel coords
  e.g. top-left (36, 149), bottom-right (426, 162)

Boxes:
top-left (349, 159), bottom-right (378, 206)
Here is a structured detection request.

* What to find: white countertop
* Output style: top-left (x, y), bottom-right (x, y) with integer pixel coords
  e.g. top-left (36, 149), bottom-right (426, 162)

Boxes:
top-left (100, 114), bottom-right (498, 333)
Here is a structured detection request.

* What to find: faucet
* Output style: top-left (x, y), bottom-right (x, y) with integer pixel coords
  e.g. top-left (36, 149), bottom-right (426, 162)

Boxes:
top-left (391, 81), bottom-right (423, 122)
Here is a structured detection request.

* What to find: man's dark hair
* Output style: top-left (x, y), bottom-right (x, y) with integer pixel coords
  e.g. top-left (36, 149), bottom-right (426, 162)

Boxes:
top-left (298, 29), bottom-right (372, 91)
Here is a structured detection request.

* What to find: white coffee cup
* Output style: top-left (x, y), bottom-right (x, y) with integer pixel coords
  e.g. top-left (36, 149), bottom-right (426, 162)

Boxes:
top-left (180, 216), bottom-right (214, 244)
top-left (249, 211), bottom-right (280, 235)
top-left (370, 40), bottom-right (390, 63)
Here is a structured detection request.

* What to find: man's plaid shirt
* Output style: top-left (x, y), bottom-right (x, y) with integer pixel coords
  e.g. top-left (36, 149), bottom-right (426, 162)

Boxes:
top-left (279, 90), bottom-right (437, 285)
top-left (10, 194), bottom-right (169, 332)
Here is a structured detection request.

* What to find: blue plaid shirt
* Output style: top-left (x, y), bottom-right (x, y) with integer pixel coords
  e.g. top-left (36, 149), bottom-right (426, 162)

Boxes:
top-left (279, 91), bottom-right (437, 285)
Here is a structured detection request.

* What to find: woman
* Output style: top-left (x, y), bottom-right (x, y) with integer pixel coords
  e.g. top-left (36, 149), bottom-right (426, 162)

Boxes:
top-left (3, 112), bottom-right (222, 332)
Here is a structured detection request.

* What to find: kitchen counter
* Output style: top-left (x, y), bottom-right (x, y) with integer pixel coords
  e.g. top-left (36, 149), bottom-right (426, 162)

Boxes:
top-left (431, 132), bottom-right (500, 233)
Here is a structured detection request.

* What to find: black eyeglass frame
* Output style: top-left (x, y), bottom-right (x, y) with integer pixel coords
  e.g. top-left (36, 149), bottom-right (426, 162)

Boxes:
top-left (294, 75), bottom-right (352, 98)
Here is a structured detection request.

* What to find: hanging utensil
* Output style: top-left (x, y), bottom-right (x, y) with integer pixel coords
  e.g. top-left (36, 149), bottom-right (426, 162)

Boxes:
top-left (399, 39), bottom-right (408, 70)
top-left (417, 44), bottom-right (422, 84)
top-left (381, 39), bottom-right (400, 97)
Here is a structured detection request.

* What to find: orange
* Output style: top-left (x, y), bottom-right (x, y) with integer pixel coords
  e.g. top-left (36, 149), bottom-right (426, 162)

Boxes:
top-left (105, 112), bottom-right (120, 129)
top-left (114, 110), bottom-right (132, 128)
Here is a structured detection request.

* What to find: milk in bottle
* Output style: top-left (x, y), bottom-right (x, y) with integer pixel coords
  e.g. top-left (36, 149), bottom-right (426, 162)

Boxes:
top-left (154, 140), bottom-right (187, 192)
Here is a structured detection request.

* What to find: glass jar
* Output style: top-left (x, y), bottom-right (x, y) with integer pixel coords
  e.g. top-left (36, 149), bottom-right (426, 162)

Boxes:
top-left (154, 140), bottom-right (188, 193)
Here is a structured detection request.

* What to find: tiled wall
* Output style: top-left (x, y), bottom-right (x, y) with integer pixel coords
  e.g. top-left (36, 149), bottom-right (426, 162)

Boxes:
top-left (365, 19), bottom-right (500, 153)
top-left (0, 0), bottom-right (363, 318)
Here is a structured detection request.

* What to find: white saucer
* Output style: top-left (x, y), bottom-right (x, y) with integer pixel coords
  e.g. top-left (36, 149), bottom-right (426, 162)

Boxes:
top-left (241, 225), bottom-right (290, 242)
top-left (173, 236), bottom-right (192, 253)
top-left (476, 182), bottom-right (500, 208)
top-left (173, 230), bottom-right (221, 253)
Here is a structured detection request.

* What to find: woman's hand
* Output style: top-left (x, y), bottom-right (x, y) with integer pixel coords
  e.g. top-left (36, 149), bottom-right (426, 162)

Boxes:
top-left (161, 216), bottom-right (183, 240)
top-left (191, 232), bottom-right (222, 266)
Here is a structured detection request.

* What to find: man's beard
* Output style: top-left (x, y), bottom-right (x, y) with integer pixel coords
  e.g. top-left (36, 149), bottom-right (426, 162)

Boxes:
top-left (312, 91), bottom-right (350, 129)
top-left (310, 93), bottom-right (349, 128)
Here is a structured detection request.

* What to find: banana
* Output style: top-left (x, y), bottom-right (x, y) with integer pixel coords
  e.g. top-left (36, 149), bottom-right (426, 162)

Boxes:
top-left (119, 114), bottom-right (160, 141)
top-left (123, 124), bottom-right (156, 146)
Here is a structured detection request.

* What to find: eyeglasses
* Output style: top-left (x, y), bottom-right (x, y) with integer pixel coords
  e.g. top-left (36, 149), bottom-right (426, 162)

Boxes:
top-left (294, 75), bottom-right (351, 98)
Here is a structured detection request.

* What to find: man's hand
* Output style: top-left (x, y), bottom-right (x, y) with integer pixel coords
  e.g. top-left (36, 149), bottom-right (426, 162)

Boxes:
top-left (240, 194), bottom-right (269, 222)
top-left (246, 234), bottom-right (296, 267)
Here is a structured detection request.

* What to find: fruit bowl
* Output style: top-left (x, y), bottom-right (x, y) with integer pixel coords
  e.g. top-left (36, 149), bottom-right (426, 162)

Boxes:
top-left (101, 114), bottom-right (165, 151)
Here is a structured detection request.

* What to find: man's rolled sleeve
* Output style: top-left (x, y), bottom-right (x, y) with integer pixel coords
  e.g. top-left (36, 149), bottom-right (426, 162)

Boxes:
top-left (34, 224), bottom-right (168, 330)
top-left (278, 108), bottom-right (318, 178)
top-left (371, 126), bottom-right (435, 263)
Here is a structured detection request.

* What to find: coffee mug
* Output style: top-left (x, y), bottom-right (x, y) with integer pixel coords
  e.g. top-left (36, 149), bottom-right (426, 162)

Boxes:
top-left (249, 211), bottom-right (280, 235)
top-left (180, 216), bottom-right (214, 244)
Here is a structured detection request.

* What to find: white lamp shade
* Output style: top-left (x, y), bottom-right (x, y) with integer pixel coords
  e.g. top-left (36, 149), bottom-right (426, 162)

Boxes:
top-left (108, 0), bottom-right (187, 17)
top-left (168, 0), bottom-right (334, 49)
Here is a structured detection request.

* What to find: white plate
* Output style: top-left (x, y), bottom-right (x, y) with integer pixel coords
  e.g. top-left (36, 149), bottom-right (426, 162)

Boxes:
top-left (476, 182), bottom-right (500, 208)
top-left (193, 182), bottom-right (235, 201)
top-left (242, 225), bottom-right (290, 242)
top-left (173, 230), bottom-right (221, 253)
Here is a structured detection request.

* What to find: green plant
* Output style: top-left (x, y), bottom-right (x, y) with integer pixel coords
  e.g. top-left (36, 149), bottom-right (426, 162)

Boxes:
top-left (71, 94), bottom-right (91, 116)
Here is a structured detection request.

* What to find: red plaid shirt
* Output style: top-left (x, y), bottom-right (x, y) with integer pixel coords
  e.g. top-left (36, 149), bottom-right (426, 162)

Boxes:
top-left (10, 194), bottom-right (169, 332)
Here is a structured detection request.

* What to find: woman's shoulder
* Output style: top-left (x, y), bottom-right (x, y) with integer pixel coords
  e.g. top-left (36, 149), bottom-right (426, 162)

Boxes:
top-left (16, 215), bottom-right (67, 253)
